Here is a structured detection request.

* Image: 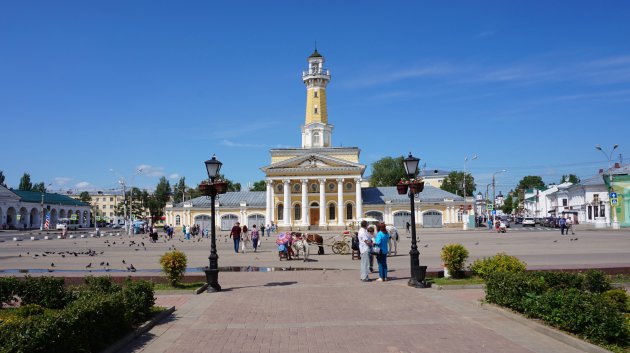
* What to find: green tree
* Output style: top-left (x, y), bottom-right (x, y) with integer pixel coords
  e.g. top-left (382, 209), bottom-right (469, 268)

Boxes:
top-left (154, 177), bottom-right (171, 206)
top-left (79, 191), bottom-right (92, 203)
top-left (250, 180), bottom-right (266, 191)
top-left (19, 173), bottom-right (33, 191)
top-left (217, 174), bottom-right (241, 192)
top-left (172, 177), bottom-right (187, 203)
top-left (560, 174), bottom-right (580, 184)
top-left (440, 171), bottom-right (476, 197)
top-left (0, 171), bottom-right (6, 187)
top-left (502, 194), bottom-right (514, 214)
top-left (516, 176), bottom-right (545, 193)
top-left (32, 182), bottom-right (47, 193)
top-left (370, 156), bottom-right (407, 187)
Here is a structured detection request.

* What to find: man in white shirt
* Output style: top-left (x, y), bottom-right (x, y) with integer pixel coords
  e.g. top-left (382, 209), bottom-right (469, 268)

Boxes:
top-left (386, 225), bottom-right (399, 256)
top-left (358, 220), bottom-right (371, 282)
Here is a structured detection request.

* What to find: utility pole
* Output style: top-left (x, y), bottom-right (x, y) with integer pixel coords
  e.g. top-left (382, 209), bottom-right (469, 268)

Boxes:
top-left (492, 170), bottom-right (507, 224)
top-left (463, 154), bottom-right (477, 230)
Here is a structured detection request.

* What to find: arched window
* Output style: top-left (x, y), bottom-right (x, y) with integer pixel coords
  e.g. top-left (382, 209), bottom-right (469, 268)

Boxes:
top-left (346, 203), bottom-right (353, 220)
top-left (175, 215), bottom-right (181, 226)
top-left (294, 204), bottom-right (301, 220)
top-left (313, 132), bottom-right (320, 146)
top-left (328, 203), bottom-right (336, 220)
top-left (277, 204), bottom-right (284, 221)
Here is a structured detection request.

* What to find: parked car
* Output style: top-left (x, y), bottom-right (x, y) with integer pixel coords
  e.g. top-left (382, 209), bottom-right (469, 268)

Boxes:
top-left (522, 217), bottom-right (535, 227)
top-left (515, 217), bottom-right (523, 224)
top-left (499, 216), bottom-right (511, 228)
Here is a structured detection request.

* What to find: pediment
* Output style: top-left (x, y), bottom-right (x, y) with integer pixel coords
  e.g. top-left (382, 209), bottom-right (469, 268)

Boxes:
top-left (261, 153), bottom-right (363, 172)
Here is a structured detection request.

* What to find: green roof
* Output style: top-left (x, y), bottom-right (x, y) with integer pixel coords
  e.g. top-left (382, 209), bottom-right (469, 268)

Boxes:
top-left (308, 49), bottom-right (322, 58)
top-left (11, 190), bottom-right (88, 206)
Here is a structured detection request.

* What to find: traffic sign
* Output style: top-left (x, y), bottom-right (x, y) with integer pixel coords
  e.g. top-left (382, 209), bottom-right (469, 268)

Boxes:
top-left (611, 198), bottom-right (618, 205)
top-left (488, 203), bottom-right (494, 210)
top-left (491, 210), bottom-right (497, 215)
top-left (610, 192), bottom-right (617, 198)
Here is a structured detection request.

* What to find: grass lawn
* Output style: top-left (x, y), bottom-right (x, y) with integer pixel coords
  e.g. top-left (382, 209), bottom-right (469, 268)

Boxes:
top-left (154, 282), bottom-right (206, 291)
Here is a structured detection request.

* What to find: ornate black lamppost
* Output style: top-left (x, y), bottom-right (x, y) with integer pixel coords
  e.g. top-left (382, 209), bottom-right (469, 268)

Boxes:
top-left (201, 155), bottom-right (227, 292)
top-left (402, 153), bottom-right (428, 288)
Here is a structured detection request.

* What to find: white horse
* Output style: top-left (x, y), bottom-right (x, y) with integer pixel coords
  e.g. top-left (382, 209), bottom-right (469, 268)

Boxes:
top-left (386, 225), bottom-right (399, 256)
top-left (291, 234), bottom-right (310, 262)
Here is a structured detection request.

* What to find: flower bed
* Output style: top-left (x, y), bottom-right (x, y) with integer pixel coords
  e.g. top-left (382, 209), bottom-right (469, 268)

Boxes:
top-left (0, 276), bottom-right (155, 353)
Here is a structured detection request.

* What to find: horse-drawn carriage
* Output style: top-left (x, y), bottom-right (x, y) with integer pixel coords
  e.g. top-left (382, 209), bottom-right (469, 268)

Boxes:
top-left (276, 231), bottom-right (353, 261)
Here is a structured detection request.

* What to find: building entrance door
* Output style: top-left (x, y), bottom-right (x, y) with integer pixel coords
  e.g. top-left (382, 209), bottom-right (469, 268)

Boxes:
top-left (310, 202), bottom-right (319, 225)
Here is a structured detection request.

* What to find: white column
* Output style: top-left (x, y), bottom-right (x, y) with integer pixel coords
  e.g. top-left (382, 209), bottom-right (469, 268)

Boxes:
top-left (265, 180), bottom-right (271, 225)
top-left (444, 207), bottom-right (450, 223)
top-left (337, 178), bottom-right (344, 226)
top-left (270, 182), bottom-right (275, 225)
top-left (355, 178), bottom-right (362, 220)
top-left (283, 179), bottom-right (291, 226)
top-left (319, 178), bottom-right (326, 226)
top-left (301, 179), bottom-right (309, 226)
top-left (451, 207), bottom-right (456, 223)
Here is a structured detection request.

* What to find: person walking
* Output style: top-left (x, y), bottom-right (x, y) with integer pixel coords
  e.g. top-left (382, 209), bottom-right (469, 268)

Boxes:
top-left (241, 224), bottom-right (250, 253)
top-left (185, 225), bottom-right (191, 240)
top-left (566, 216), bottom-right (574, 235)
top-left (260, 223), bottom-right (265, 237)
top-left (405, 221), bottom-right (410, 234)
top-left (367, 225), bottom-right (376, 273)
top-left (266, 224), bottom-right (271, 237)
top-left (559, 217), bottom-right (567, 235)
top-left (230, 222), bottom-right (241, 253)
top-left (373, 223), bottom-right (390, 281)
top-left (357, 220), bottom-right (371, 282)
top-left (251, 224), bottom-right (259, 252)
top-left (386, 224), bottom-right (398, 256)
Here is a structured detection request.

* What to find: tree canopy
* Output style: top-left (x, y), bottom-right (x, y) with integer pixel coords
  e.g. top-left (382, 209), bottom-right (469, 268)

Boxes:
top-left (250, 180), bottom-right (266, 191)
top-left (79, 191), bottom-right (91, 203)
top-left (0, 171), bottom-right (6, 187)
top-left (18, 173), bottom-right (32, 191)
top-left (440, 171), bottom-right (476, 197)
top-left (516, 176), bottom-right (545, 192)
top-left (502, 194), bottom-right (514, 214)
top-left (32, 182), bottom-right (47, 193)
top-left (370, 156), bottom-right (408, 187)
top-left (561, 174), bottom-right (581, 184)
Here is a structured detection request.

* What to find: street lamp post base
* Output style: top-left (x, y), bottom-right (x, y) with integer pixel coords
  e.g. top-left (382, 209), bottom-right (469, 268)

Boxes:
top-left (204, 269), bottom-right (221, 292)
top-left (612, 221), bottom-right (620, 230)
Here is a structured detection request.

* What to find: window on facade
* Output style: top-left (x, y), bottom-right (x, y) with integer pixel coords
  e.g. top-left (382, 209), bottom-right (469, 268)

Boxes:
top-left (593, 194), bottom-right (599, 203)
top-left (310, 183), bottom-right (318, 192)
top-left (109, 212), bottom-right (113, 217)
top-left (110, 197), bottom-right (113, 201)
top-left (314, 107), bottom-right (318, 114)
top-left (562, 199), bottom-right (568, 206)
top-left (276, 184), bottom-right (282, 192)
top-left (588, 207), bottom-right (592, 220)
top-left (313, 132), bottom-right (320, 145)
top-left (277, 204), bottom-right (283, 220)
top-left (314, 90), bottom-right (318, 98)
top-left (175, 216), bottom-right (181, 226)
top-left (328, 203), bottom-right (336, 220)
top-left (293, 184), bottom-right (300, 192)
top-left (102, 205), bottom-right (106, 209)
top-left (600, 206), bottom-right (605, 217)
top-left (346, 203), bottom-right (353, 220)
top-left (328, 183), bottom-right (335, 191)
top-left (294, 204), bottom-right (301, 220)
top-left (345, 182), bottom-right (353, 191)
top-left (110, 205), bottom-right (113, 209)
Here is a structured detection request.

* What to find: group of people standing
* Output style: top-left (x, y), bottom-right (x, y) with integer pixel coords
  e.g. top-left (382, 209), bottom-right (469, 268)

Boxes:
top-left (229, 222), bottom-right (262, 253)
top-left (357, 220), bottom-right (390, 282)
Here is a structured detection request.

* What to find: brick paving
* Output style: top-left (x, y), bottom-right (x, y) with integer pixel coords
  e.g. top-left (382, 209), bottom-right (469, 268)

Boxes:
top-left (120, 270), bottom-right (587, 353)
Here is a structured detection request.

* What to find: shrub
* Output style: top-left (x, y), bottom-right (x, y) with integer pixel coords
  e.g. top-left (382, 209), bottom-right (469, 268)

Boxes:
top-left (485, 272), bottom-right (546, 312)
top-left (0, 276), bottom-right (20, 305)
top-left (535, 271), bottom-right (583, 290)
top-left (160, 250), bottom-right (188, 286)
top-left (602, 289), bottom-right (629, 313)
top-left (15, 304), bottom-right (45, 318)
top-left (440, 243), bottom-right (469, 277)
top-left (470, 252), bottom-right (526, 279)
top-left (18, 276), bottom-right (69, 309)
top-left (581, 270), bottom-right (611, 294)
top-left (121, 279), bottom-right (155, 323)
top-left (84, 275), bottom-right (121, 294)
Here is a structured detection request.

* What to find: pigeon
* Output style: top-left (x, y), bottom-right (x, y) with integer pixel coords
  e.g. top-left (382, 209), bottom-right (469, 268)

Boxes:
top-left (553, 240), bottom-right (558, 243)
top-left (51, 263), bottom-right (55, 267)
top-left (474, 242), bottom-right (479, 245)
top-left (423, 244), bottom-right (428, 248)
top-left (61, 254), bottom-right (65, 258)
top-left (141, 242), bottom-right (144, 247)
top-left (106, 262), bottom-right (109, 266)
top-left (18, 254), bottom-right (22, 257)
top-left (27, 252), bottom-right (30, 255)
top-left (99, 262), bottom-right (105, 266)
top-left (122, 259), bottom-right (126, 264)
top-left (129, 264), bottom-right (136, 272)
top-left (86, 263), bottom-right (92, 268)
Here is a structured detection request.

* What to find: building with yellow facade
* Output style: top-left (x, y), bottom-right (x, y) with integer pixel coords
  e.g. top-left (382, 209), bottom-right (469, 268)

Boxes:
top-left (165, 50), bottom-right (464, 231)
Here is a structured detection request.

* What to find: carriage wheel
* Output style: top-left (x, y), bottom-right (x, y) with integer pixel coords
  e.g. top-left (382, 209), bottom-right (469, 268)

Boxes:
top-left (339, 243), bottom-right (350, 255)
top-left (332, 242), bottom-right (343, 254)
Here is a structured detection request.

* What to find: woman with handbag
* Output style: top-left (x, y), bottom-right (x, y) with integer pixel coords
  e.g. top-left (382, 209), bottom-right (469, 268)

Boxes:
top-left (251, 224), bottom-right (260, 252)
top-left (373, 223), bottom-right (390, 282)
top-left (241, 225), bottom-right (250, 253)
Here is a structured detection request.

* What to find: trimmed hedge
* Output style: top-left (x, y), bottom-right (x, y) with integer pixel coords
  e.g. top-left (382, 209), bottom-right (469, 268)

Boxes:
top-left (470, 252), bottom-right (526, 279)
top-left (0, 276), bottom-right (156, 353)
top-left (485, 271), bottom-right (628, 346)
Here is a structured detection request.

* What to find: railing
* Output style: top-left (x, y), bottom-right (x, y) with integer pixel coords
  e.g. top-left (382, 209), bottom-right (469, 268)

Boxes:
top-left (302, 69), bottom-right (330, 77)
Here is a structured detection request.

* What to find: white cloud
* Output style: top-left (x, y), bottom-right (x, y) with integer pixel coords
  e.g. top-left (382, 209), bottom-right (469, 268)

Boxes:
top-left (136, 164), bottom-right (165, 177)
top-left (75, 181), bottom-right (91, 189)
top-left (54, 177), bottom-right (72, 186)
top-left (169, 173), bottom-right (180, 179)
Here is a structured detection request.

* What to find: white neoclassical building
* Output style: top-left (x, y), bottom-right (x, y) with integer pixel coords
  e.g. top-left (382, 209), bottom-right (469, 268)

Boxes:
top-left (0, 185), bottom-right (91, 229)
top-left (165, 50), bottom-right (464, 232)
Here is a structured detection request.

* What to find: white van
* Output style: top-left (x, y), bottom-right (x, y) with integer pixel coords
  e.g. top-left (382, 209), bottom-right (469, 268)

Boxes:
top-left (56, 218), bottom-right (80, 230)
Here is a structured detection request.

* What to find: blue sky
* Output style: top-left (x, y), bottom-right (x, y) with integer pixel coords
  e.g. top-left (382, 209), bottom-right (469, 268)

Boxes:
top-left (1, 1), bottom-right (629, 196)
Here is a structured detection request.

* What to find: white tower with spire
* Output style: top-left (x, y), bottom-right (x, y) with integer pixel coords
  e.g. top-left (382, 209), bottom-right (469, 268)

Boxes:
top-left (301, 49), bottom-right (333, 148)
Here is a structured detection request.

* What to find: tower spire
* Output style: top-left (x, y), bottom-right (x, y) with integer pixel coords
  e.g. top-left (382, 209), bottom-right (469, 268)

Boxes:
top-left (301, 49), bottom-right (333, 148)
